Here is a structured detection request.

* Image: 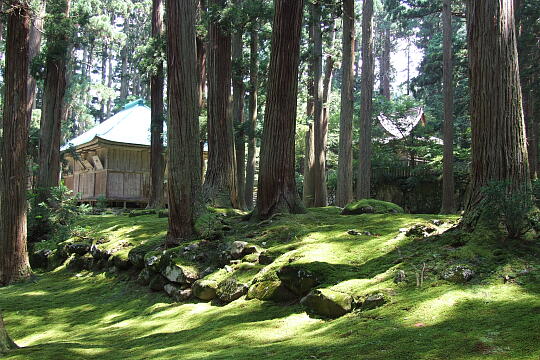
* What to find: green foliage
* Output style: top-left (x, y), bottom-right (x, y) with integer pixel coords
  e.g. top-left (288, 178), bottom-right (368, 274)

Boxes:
top-left (28, 185), bottom-right (91, 244)
top-left (480, 181), bottom-right (535, 239)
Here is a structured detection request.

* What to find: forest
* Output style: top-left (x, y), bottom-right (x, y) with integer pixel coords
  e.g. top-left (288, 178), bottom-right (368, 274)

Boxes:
top-left (0, 0), bottom-right (540, 359)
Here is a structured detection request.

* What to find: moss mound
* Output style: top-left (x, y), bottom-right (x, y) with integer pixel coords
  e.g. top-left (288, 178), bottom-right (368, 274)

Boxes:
top-left (341, 199), bottom-right (404, 215)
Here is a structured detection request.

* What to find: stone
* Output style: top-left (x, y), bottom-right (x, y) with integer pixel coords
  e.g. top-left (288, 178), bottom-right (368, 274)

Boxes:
top-left (246, 281), bottom-right (296, 302)
top-left (145, 254), bottom-right (163, 272)
top-left (200, 266), bottom-right (216, 278)
top-left (358, 293), bottom-right (387, 310)
top-left (341, 205), bottom-right (375, 215)
top-left (30, 249), bottom-right (52, 269)
top-left (66, 254), bottom-right (94, 271)
top-left (277, 265), bottom-right (318, 296)
top-left (163, 265), bottom-right (189, 284)
top-left (164, 284), bottom-right (192, 302)
top-left (149, 274), bottom-right (169, 292)
top-left (137, 268), bottom-right (152, 286)
top-left (431, 219), bottom-right (444, 226)
top-left (128, 250), bottom-right (145, 270)
top-left (406, 224), bottom-right (437, 238)
top-left (91, 245), bottom-right (111, 261)
top-left (442, 264), bottom-right (475, 283)
top-left (216, 278), bottom-right (248, 303)
top-left (230, 241), bottom-right (248, 259)
top-left (347, 230), bottom-right (360, 236)
top-left (300, 289), bottom-right (353, 318)
top-left (64, 243), bottom-right (91, 256)
top-left (258, 252), bottom-right (275, 265)
top-left (112, 255), bottom-right (132, 270)
top-left (192, 280), bottom-right (218, 301)
top-left (393, 270), bottom-right (407, 284)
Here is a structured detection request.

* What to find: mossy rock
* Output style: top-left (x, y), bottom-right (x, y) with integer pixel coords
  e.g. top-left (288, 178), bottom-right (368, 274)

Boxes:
top-left (149, 274), bottom-right (169, 292)
top-left (192, 279), bottom-right (218, 301)
top-left (137, 268), bottom-right (152, 286)
top-left (162, 264), bottom-right (199, 284)
top-left (356, 293), bottom-right (388, 311)
top-left (341, 199), bottom-right (404, 215)
top-left (246, 280), bottom-right (296, 302)
top-left (66, 254), bottom-right (94, 271)
top-left (111, 253), bottom-right (132, 270)
top-left (216, 278), bottom-right (248, 303)
top-left (300, 289), bottom-right (353, 318)
top-left (277, 265), bottom-right (318, 296)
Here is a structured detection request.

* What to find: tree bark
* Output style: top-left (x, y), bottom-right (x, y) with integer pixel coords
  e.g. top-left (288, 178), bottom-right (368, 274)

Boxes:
top-left (232, 0), bottom-right (246, 210)
top-left (0, 0), bottom-right (32, 285)
top-left (336, 0), bottom-right (355, 207)
top-left (440, 0), bottom-right (456, 214)
top-left (100, 43), bottom-right (108, 122)
top-left (203, 0), bottom-right (238, 208)
top-left (0, 311), bottom-right (17, 353)
top-left (357, 0), bottom-right (375, 200)
top-left (166, 0), bottom-right (201, 243)
top-left (148, 0), bottom-right (165, 209)
top-left (379, 23), bottom-right (391, 99)
top-left (119, 19), bottom-right (129, 102)
top-left (253, 0), bottom-right (305, 219)
top-left (303, 123), bottom-right (315, 207)
top-left (37, 0), bottom-right (71, 198)
top-left (27, 0), bottom-right (46, 120)
top-left (464, 0), bottom-right (530, 213)
top-left (245, 29), bottom-right (258, 210)
top-left (525, 88), bottom-right (538, 178)
top-left (311, 2), bottom-right (327, 207)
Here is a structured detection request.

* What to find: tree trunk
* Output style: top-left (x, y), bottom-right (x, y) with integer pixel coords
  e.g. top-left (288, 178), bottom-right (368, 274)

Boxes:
top-left (148, 0), bottom-right (165, 209)
top-left (464, 0), bottom-right (530, 213)
top-left (203, 0), bottom-right (238, 208)
top-left (0, 311), bottom-right (17, 353)
top-left (100, 44), bottom-right (108, 122)
top-left (119, 19), bottom-right (129, 102)
top-left (37, 0), bottom-right (71, 198)
top-left (232, 0), bottom-right (246, 210)
top-left (245, 29), bottom-right (258, 210)
top-left (303, 123), bottom-right (315, 207)
top-left (526, 88), bottom-right (538, 179)
top-left (440, 0), bottom-right (456, 214)
top-left (196, 37), bottom-right (206, 111)
top-left (336, 0), bottom-right (355, 207)
top-left (357, 0), bottom-right (375, 199)
top-left (27, 0), bottom-right (46, 121)
top-left (379, 23), bottom-right (391, 99)
top-left (311, 2), bottom-right (327, 207)
top-left (0, 0), bottom-right (32, 285)
top-left (166, 0), bottom-right (201, 243)
top-left (253, 0), bottom-right (305, 219)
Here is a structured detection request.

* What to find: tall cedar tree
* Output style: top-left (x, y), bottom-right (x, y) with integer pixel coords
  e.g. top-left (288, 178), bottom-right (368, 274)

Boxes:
top-left (379, 23), bottom-right (391, 99)
top-left (0, 0), bottom-right (32, 285)
top-left (166, 0), bottom-right (201, 243)
top-left (148, 0), bottom-right (165, 209)
top-left (0, 311), bottom-right (17, 352)
top-left (253, 0), bottom-right (305, 219)
top-left (465, 0), bottom-right (530, 213)
top-left (28, 0), bottom-right (46, 117)
top-left (37, 0), bottom-right (71, 199)
top-left (357, 0), bottom-right (375, 199)
top-left (232, 0), bottom-right (246, 210)
top-left (203, 0), bottom-right (239, 208)
top-left (245, 29), bottom-right (259, 209)
top-left (312, 1), bottom-right (327, 207)
top-left (440, 0), bottom-right (456, 213)
top-left (336, 0), bottom-right (355, 207)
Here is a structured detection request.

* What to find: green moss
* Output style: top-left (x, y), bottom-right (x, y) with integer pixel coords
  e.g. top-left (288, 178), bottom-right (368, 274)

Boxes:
top-left (2, 209), bottom-right (539, 359)
top-left (343, 199), bottom-right (405, 215)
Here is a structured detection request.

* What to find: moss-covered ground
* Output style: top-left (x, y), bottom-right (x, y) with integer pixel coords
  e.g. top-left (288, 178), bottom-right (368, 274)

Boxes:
top-left (1, 208), bottom-right (539, 359)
